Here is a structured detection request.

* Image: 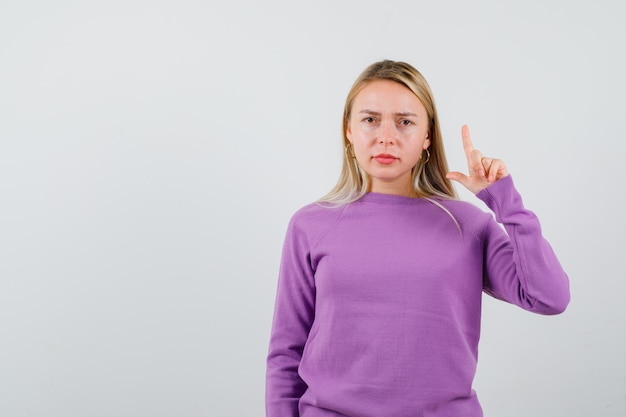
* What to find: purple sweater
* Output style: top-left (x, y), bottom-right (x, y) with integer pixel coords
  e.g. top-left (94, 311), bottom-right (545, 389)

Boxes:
top-left (266, 176), bottom-right (570, 417)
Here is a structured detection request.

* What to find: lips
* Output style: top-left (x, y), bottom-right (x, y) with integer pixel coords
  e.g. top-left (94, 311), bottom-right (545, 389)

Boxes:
top-left (373, 153), bottom-right (398, 164)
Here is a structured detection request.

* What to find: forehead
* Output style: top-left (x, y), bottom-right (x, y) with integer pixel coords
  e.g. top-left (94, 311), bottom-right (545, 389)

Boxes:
top-left (353, 79), bottom-right (426, 114)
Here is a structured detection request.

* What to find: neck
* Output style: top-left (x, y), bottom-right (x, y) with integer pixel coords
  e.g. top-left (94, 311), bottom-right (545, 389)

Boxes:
top-left (370, 180), bottom-right (418, 198)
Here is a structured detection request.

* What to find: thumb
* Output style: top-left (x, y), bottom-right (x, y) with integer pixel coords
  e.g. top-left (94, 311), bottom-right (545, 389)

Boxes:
top-left (446, 171), bottom-right (468, 187)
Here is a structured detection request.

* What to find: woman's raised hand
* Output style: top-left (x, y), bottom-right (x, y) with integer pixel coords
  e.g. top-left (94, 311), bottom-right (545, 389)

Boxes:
top-left (446, 125), bottom-right (509, 194)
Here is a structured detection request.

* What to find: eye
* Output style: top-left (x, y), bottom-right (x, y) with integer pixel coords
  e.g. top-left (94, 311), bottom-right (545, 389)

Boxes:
top-left (400, 119), bottom-right (413, 126)
top-left (363, 117), bottom-right (376, 123)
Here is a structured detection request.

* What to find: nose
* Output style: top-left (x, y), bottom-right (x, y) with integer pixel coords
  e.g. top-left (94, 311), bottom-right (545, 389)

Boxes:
top-left (378, 120), bottom-right (396, 144)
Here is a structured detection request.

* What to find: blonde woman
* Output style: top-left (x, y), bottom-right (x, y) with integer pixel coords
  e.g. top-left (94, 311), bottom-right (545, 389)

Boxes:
top-left (266, 60), bottom-right (569, 417)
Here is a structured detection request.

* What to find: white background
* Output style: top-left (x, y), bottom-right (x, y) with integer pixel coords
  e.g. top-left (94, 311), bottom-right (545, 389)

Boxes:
top-left (1, 0), bottom-right (625, 416)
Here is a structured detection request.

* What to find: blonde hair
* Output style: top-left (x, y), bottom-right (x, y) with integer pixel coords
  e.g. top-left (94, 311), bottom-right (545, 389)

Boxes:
top-left (319, 60), bottom-right (457, 205)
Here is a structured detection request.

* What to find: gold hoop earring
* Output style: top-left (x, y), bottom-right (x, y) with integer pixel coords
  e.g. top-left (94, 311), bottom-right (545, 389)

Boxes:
top-left (345, 143), bottom-right (356, 159)
top-left (421, 148), bottom-right (430, 164)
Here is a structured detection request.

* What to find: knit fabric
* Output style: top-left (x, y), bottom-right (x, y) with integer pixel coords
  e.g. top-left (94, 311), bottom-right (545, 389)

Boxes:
top-left (266, 175), bottom-right (570, 417)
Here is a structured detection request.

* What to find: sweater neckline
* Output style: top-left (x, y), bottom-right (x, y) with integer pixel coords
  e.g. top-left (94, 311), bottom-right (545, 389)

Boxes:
top-left (358, 192), bottom-right (431, 206)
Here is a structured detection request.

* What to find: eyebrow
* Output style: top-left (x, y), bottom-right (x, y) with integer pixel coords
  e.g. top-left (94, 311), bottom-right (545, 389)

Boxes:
top-left (358, 109), bottom-right (419, 117)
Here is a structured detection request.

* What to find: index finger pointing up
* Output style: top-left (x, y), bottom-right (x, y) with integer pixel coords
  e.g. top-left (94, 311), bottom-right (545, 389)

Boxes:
top-left (461, 124), bottom-right (475, 157)
top-left (461, 124), bottom-right (485, 177)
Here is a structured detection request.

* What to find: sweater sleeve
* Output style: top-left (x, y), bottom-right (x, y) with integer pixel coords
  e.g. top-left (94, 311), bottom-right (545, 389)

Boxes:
top-left (476, 175), bottom-right (570, 314)
top-left (266, 213), bottom-right (316, 417)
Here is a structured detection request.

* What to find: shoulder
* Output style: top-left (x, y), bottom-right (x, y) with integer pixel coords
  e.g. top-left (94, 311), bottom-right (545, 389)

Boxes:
top-left (286, 202), bottom-right (347, 246)
top-left (430, 197), bottom-right (495, 239)
top-left (434, 198), bottom-right (490, 220)
top-left (290, 201), bottom-right (346, 224)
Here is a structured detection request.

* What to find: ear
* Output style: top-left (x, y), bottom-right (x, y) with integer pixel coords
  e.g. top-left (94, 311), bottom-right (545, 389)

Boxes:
top-left (346, 124), bottom-right (353, 143)
top-left (423, 137), bottom-right (431, 150)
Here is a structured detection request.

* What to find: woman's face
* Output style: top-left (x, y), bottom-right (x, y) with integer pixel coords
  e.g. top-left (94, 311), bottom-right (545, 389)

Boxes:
top-left (346, 79), bottom-right (430, 196)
